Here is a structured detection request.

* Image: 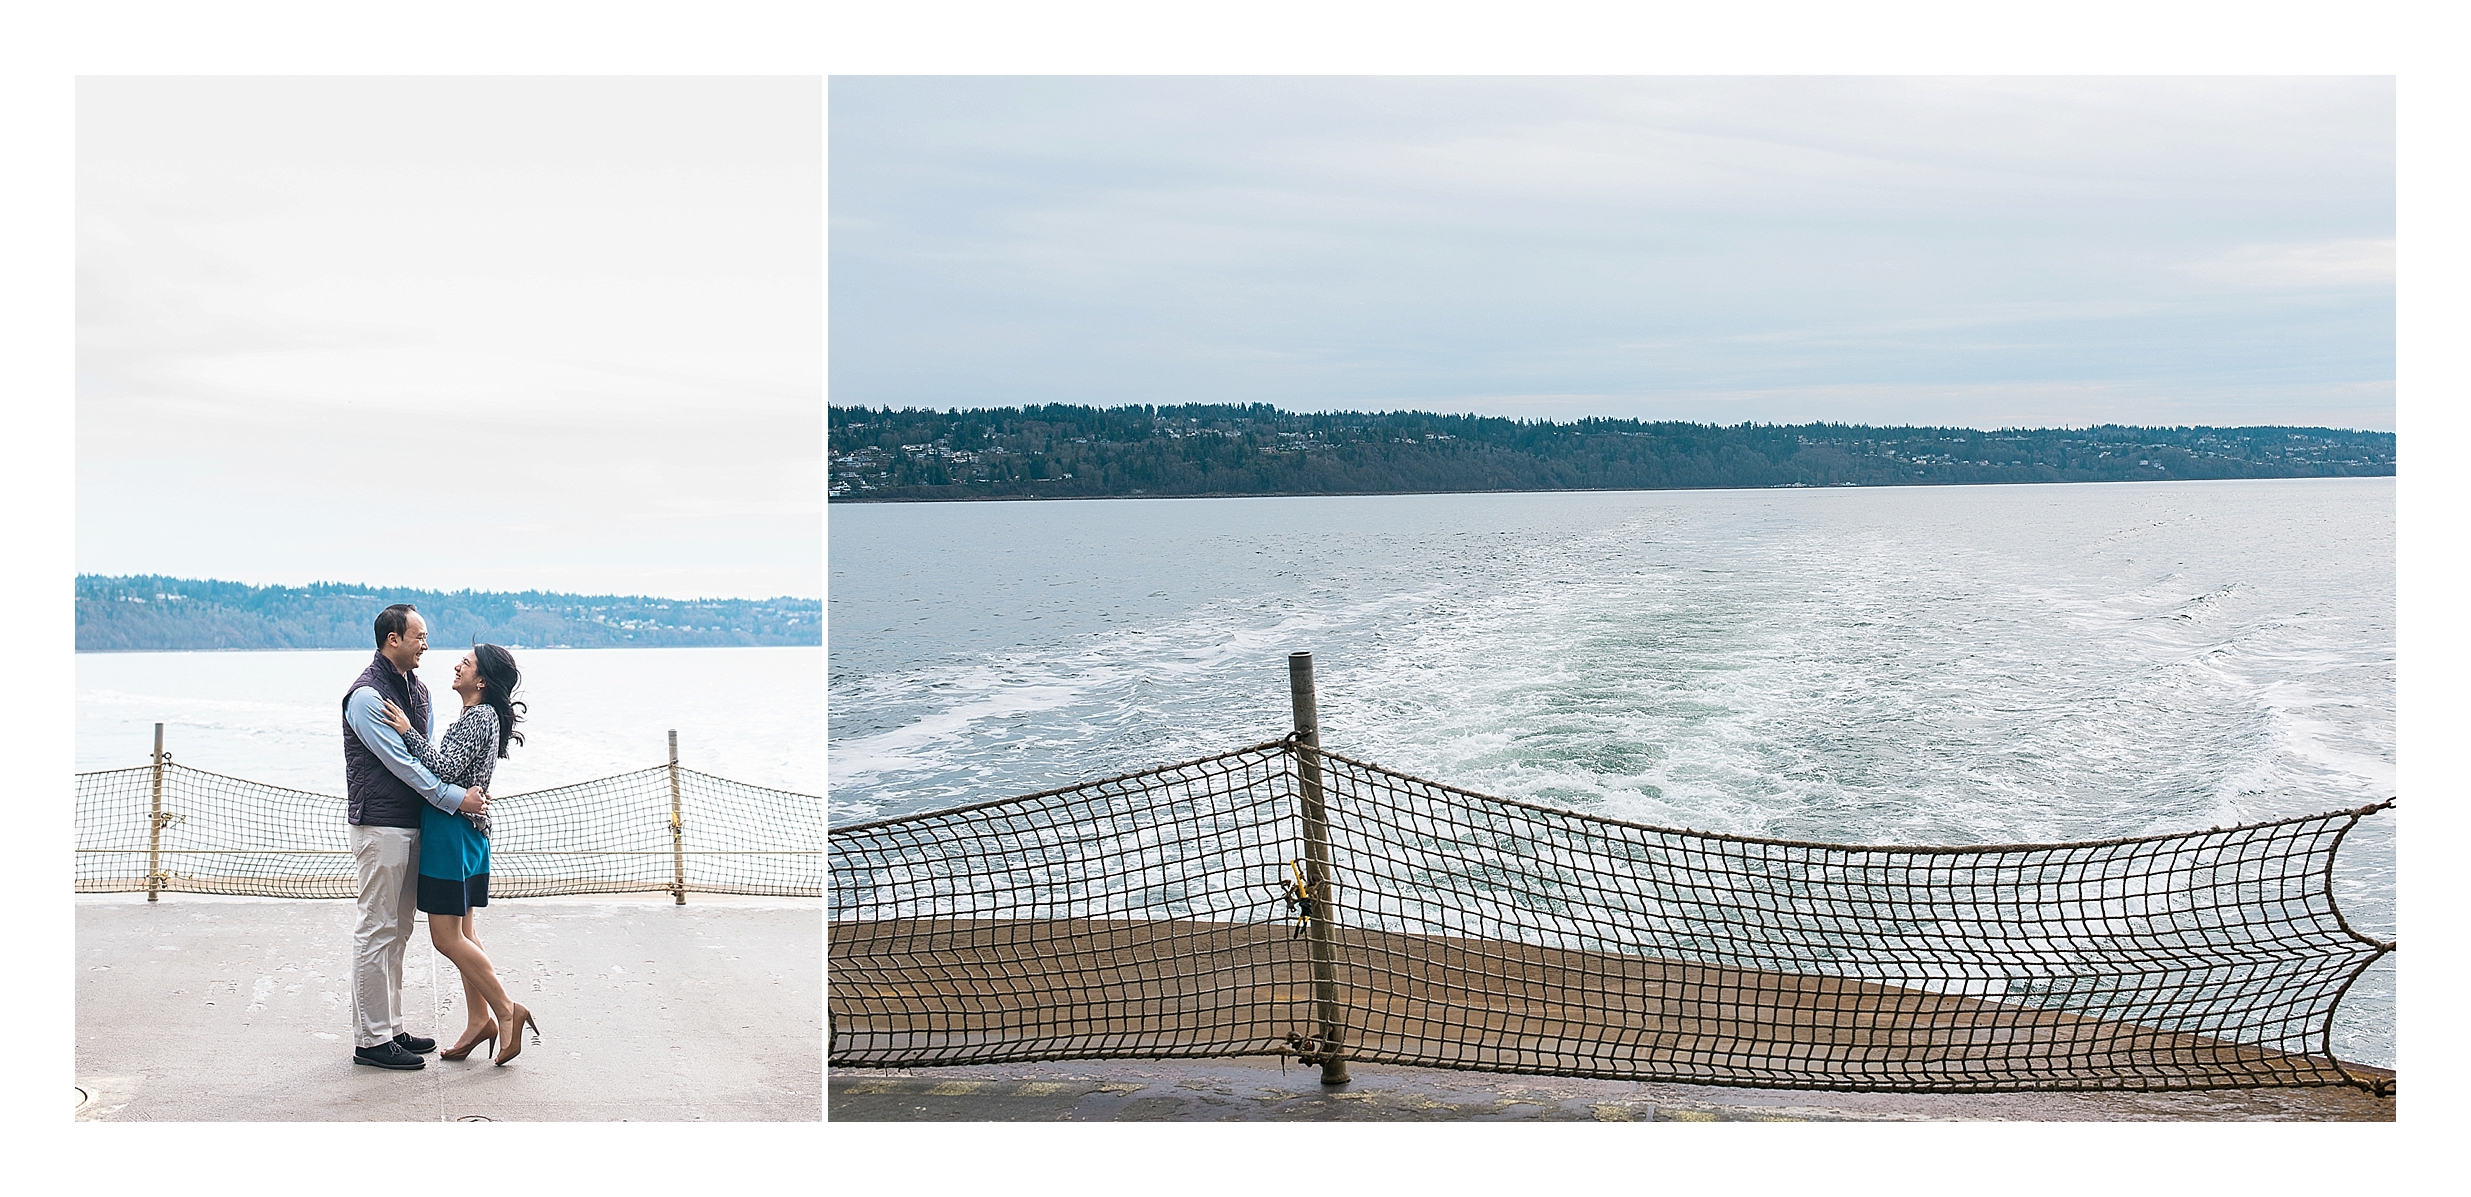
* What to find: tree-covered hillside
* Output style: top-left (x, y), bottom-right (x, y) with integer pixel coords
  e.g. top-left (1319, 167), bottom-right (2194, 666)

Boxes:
top-left (829, 404), bottom-right (2394, 501)
top-left (76, 576), bottom-right (821, 652)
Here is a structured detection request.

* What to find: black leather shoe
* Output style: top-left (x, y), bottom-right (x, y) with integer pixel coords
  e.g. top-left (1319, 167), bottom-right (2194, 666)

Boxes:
top-left (353, 1041), bottom-right (426, 1070)
top-left (394, 1032), bottom-right (436, 1054)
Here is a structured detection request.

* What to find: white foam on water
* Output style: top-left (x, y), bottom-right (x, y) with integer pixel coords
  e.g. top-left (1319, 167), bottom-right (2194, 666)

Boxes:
top-left (831, 479), bottom-right (2394, 1065)
top-left (828, 678), bottom-right (1085, 784)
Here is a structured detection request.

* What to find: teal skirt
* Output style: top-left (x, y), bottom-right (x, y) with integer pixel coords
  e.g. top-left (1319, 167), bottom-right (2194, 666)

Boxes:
top-left (416, 804), bottom-right (491, 916)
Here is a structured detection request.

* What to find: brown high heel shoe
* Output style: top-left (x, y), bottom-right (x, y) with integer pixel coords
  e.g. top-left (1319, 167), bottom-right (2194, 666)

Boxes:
top-left (439, 1019), bottom-right (498, 1061)
top-left (493, 1004), bottom-right (540, 1066)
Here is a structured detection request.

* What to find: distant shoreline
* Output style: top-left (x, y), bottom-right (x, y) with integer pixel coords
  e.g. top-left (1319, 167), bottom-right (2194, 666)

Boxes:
top-left (830, 472), bottom-right (2391, 505)
top-left (830, 406), bottom-right (2394, 503)
top-left (76, 574), bottom-right (821, 654)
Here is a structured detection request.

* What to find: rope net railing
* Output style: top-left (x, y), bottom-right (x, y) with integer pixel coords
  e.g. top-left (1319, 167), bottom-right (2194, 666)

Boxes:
top-left (829, 738), bottom-right (2395, 1094)
top-left (77, 758), bottom-right (820, 900)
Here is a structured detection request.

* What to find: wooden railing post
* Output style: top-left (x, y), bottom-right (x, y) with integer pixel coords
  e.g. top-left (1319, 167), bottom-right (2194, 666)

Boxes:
top-left (1289, 651), bottom-right (1350, 1085)
top-left (146, 723), bottom-right (166, 902)
top-left (668, 729), bottom-right (687, 905)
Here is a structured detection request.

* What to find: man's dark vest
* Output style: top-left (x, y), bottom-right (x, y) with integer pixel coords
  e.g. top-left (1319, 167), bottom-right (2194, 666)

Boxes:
top-left (343, 651), bottom-right (434, 828)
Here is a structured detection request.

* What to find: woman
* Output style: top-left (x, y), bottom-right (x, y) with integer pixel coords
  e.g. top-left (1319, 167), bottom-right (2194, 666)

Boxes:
top-left (381, 642), bottom-right (541, 1066)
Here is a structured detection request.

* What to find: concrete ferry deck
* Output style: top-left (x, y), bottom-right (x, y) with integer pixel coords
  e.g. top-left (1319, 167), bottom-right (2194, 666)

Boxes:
top-left (827, 916), bottom-right (2395, 1122)
top-left (829, 1058), bottom-right (2394, 1121)
top-left (76, 891), bottom-right (821, 1122)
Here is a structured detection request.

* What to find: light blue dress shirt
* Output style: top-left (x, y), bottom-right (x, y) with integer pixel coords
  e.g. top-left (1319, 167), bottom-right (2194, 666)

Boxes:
top-left (345, 687), bottom-right (468, 814)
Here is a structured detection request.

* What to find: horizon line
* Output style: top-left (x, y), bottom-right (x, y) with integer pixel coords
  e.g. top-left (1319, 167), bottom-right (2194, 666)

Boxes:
top-left (73, 575), bottom-right (822, 605)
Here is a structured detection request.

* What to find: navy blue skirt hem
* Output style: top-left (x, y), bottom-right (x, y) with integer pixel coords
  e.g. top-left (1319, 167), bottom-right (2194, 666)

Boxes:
top-left (417, 872), bottom-right (490, 916)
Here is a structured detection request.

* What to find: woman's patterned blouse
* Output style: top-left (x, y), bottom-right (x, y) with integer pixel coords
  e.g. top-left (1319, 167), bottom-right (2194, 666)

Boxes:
top-left (399, 705), bottom-right (501, 837)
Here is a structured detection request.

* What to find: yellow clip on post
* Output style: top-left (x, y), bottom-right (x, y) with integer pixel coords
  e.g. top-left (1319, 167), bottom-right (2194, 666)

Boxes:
top-left (1286, 859), bottom-right (1316, 938)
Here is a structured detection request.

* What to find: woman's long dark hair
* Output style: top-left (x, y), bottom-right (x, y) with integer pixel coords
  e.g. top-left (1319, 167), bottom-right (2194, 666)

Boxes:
top-left (472, 643), bottom-right (526, 759)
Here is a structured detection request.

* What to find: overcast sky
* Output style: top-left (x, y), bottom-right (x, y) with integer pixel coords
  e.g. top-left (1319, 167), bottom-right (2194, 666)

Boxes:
top-left (831, 76), bottom-right (2392, 431)
top-left (79, 76), bottom-right (821, 599)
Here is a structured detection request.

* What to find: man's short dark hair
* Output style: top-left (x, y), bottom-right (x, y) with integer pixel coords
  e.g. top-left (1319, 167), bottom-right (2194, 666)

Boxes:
top-left (374, 604), bottom-right (419, 649)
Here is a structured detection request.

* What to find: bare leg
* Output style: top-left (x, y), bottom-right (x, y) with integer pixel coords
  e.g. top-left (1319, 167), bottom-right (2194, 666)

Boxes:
top-left (453, 911), bottom-right (492, 1037)
top-left (429, 913), bottom-right (515, 1025)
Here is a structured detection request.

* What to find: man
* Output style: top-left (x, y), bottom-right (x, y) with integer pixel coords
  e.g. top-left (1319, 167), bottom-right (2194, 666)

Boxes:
top-left (343, 603), bottom-right (490, 1070)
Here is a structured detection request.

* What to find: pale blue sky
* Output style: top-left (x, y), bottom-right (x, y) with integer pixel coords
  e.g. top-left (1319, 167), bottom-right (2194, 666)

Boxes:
top-left (79, 77), bottom-right (822, 599)
top-left (831, 76), bottom-right (2392, 431)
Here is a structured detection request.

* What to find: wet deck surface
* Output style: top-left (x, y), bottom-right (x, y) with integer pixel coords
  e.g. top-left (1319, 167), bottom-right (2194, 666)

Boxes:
top-left (829, 1057), bottom-right (2395, 1121)
top-left (77, 892), bottom-right (821, 1122)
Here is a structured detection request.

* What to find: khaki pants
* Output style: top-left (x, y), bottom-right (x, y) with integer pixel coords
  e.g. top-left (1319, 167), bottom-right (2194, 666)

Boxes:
top-left (349, 825), bottom-right (420, 1049)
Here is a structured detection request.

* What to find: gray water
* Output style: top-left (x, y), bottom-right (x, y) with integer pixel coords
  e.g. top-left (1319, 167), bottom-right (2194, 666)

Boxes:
top-left (79, 645), bottom-right (823, 796)
top-left (827, 478), bottom-right (2394, 1066)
